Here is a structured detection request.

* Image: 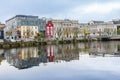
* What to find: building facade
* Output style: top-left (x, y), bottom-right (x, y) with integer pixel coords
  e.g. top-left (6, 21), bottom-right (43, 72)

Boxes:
top-left (79, 20), bottom-right (117, 40)
top-left (38, 17), bottom-right (48, 37)
top-left (51, 19), bottom-right (79, 40)
top-left (46, 21), bottom-right (54, 39)
top-left (111, 19), bottom-right (120, 35)
top-left (5, 15), bottom-right (39, 40)
top-left (89, 20), bottom-right (117, 37)
top-left (4, 15), bottom-right (119, 41)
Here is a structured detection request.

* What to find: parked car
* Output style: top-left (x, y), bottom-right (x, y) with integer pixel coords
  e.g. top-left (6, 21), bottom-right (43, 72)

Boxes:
top-left (10, 39), bottom-right (16, 42)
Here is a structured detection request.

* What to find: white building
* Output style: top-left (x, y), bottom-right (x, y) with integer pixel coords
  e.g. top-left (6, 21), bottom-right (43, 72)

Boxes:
top-left (5, 15), bottom-right (39, 40)
top-left (79, 20), bottom-right (118, 39)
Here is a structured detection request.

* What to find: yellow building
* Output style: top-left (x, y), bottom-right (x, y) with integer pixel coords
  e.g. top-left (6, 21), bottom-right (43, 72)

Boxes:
top-left (17, 26), bottom-right (38, 39)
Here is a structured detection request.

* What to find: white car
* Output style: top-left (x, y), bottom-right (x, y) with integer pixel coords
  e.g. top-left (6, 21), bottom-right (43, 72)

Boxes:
top-left (10, 39), bottom-right (16, 42)
top-left (4, 38), bottom-right (16, 42)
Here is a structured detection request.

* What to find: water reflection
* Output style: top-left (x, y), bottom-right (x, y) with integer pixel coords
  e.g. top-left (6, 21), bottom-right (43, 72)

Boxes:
top-left (2, 47), bottom-right (45, 69)
top-left (2, 45), bottom-right (79, 69)
top-left (0, 41), bottom-right (120, 69)
top-left (89, 41), bottom-right (120, 57)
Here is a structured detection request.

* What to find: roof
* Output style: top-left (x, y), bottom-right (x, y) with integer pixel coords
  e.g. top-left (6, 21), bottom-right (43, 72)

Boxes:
top-left (89, 20), bottom-right (104, 25)
top-left (6, 15), bottom-right (39, 22)
top-left (112, 21), bottom-right (120, 24)
top-left (92, 21), bottom-right (104, 23)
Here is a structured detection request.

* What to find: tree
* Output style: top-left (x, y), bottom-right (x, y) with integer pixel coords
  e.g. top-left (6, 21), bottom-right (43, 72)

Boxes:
top-left (83, 28), bottom-right (90, 40)
top-left (113, 29), bottom-right (117, 36)
top-left (57, 28), bottom-right (62, 40)
top-left (106, 28), bottom-right (110, 36)
top-left (6, 29), bottom-right (12, 38)
top-left (73, 27), bottom-right (79, 39)
top-left (27, 27), bottom-right (31, 38)
top-left (117, 28), bottom-right (120, 35)
top-left (64, 27), bottom-right (72, 40)
top-left (35, 32), bottom-right (44, 42)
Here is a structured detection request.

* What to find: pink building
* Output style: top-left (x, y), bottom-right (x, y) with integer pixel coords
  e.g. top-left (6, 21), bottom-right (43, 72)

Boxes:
top-left (46, 21), bottom-right (54, 38)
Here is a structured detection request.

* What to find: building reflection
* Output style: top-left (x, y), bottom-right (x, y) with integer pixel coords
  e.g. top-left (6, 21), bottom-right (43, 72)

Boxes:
top-left (88, 41), bottom-right (120, 57)
top-left (0, 49), bottom-right (5, 65)
top-left (3, 44), bottom-right (79, 69)
top-left (55, 44), bottom-right (79, 61)
top-left (0, 41), bottom-right (120, 69)
top-left (4, 47), bottom-right (47, 69)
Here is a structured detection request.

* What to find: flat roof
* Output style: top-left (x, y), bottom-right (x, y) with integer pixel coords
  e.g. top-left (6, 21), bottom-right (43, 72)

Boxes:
top-left (6, 15), bottom-right (39, 22)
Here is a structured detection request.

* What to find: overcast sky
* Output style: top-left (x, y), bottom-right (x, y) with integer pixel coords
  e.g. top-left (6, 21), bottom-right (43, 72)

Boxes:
top-left (0, 0), bottom-right (120, 23)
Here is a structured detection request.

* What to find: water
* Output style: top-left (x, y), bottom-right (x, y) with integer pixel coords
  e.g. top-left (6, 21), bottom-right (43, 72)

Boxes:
top-left (0, 41), bottom-right (120, 80)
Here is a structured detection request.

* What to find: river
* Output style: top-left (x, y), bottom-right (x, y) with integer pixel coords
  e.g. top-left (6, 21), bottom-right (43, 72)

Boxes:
top-left (0, 41), bottom-right (120, 80)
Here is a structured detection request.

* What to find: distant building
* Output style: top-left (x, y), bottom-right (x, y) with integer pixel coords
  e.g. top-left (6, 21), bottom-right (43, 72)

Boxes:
top-left (89, 21), bottom-right (117, 37)
top-left (79, 20), bottom-right (118, 39)
top-left (110, 19), bottom-right (120, 35)
top-left (111, 19), bottom-right (120, 24)
top-left (5, 15), bottom-right (39, 39)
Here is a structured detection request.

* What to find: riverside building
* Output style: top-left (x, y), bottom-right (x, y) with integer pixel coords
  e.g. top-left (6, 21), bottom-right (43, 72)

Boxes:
top-left (5, 15), bottom-right (39, 40)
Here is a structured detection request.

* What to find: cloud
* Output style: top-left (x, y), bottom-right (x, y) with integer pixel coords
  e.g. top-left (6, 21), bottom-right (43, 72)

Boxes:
top-left (72, 2), bottom-right (120, 14)
top-left (58, 1), bottom-right (120, 22)
top-left (0, 0), bottom-right (120, 23)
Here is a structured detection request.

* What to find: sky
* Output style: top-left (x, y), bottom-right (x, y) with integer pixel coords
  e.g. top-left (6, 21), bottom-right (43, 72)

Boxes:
top-left (0, 0), bottom-right (120, 23)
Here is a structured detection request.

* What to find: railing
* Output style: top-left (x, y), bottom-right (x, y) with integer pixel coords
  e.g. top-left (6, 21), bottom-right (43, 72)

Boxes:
top-left (39, 35), bottom-right (120, 41)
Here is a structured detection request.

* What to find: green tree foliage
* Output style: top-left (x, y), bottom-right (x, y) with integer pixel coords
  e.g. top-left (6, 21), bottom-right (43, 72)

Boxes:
top-left (83, 28), bottom-right (90, 39)
top-left (117, 28), bottom-right (120, 35)
top-left (35, 32), bottom-right (44, 42)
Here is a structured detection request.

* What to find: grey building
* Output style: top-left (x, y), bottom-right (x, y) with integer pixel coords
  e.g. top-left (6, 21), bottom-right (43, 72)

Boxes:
top-left (38, 17), bottom-right (51, 37)
top-left (5, 15), bottom-right (39, 39)
top-left (38, 17), bottom-right (47, 37)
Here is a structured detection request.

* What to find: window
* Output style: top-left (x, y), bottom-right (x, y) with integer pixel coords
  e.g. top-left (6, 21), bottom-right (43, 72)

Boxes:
top-left (35, 26), bottom-right (37, 29)
top-left (0, 32), bottom-right (1, 36)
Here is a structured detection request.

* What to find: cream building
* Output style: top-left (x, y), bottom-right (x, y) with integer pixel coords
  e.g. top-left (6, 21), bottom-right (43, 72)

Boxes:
top-left (51, 19), bottom-right (79, 40)
top-left (79, 20), bottom-right (117, 39)
top-left (17, 26), bottom-right (38, 39)
top-left (89, 22), bottom-right (117, 38)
